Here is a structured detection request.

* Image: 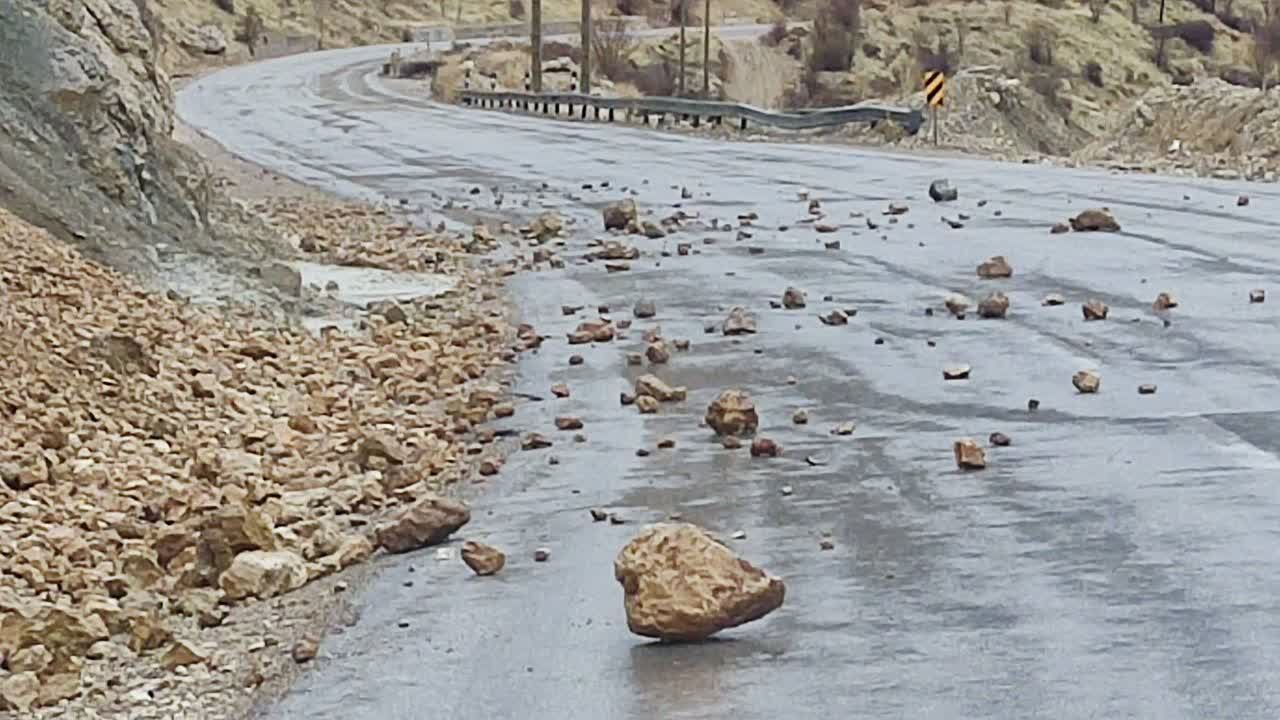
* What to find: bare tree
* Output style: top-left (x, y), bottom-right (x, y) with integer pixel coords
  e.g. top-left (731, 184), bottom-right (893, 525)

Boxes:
top-left (237, 5), bottom-right (265, 56)
top-left (592, 17), bottom-right (639, 81)
top-left (1254, 0), bottom-right (1280, 90)
top-left (312, 0), bottom-right (328, 49)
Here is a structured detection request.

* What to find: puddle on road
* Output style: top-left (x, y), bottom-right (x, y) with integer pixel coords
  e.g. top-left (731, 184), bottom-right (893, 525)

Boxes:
top-left (296, 261), bottom-right (454, 305)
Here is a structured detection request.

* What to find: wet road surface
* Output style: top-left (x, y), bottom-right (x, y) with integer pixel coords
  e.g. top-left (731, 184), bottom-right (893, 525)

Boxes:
top-left (179, 46), bottom-right (1280, 720)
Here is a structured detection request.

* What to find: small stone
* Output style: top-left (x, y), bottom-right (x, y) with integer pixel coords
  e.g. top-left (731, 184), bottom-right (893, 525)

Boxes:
top-left (534, 547), bottom-right (551, 562)
top-left (831, 422), bottom-right (855, 436)
top-left (814, 223), bottom-right (839, 233)
top-left (634, 300), bottom-right (657, 318)
top-left (1070, 208), bottom-right (1120, 232)
top-left (786, 376), bottom-right (797, 385)
top-left (657, 437), bottom-right (676, 449)
top-left (1042, 293), bottom-right (1065, 306)
top-left (929, 179), bottom-right (958, 202)
top-left (953, 439), bottom-right (987, 470)
top-left (636, 448), bottom-right (651, 457)
top-left (977, 292), bottom-right (1010, 319)
top-left (461, 540), bottom-right (506, 576)
top-left (627, 353), bottom-right (643, 366)
top-left (792, 409), bottom-right (809, 424)
top-left (722, 306), bottom-right (758, 335)
top-left (780, 485), bottom-right (794, 496)
top-left (620, 392), bottom-right (637, 406)
top-left (569, 354), bottom-right (585, 366)
top-left (705, 389), bottom-right (759, 436)
top-left (750, 437), bottom-right (781, 457)
top-left (292, 638), bottom-right (319, 664)
top-left (976, 255), bottom-right (1013, 279)
top-left (1082, 299), bottom-right (1109, 320)
top-left (820, 309), bottom-right (849, 326)
top-left (555, 416), bottom-right (584, 431)
top-left (673, 339), bottom-right (691, 351)
top-left (782, 287), bottom-right (806, 309)
top-left (819, 539), bottom-right (835, 551)
top-left (636, 395), bottom-right (660, 413)
top-left (943, 365), bottom-right (971, 380)
top-left (522, 433), bottom-right (553, 450)
top-left (1050, 222), bottom-right (1070, 234)
top-left (551, 383), bottom-right (570, 398)
top-left (989, 432), bottom-right (1012, 447)
top-left (1138, 383), bottom-right (1158, 395)
top-left (1152, 292), bottom-right (1178, 311)
top-left (886, 202), bottom-right (909, 215)
top-left (609, 513), bottom-right (627, 525)
top-left (1073, 370), bottom-right (1101, 394)
top-left (646, 342), bottom-right (671, 364)
top-left (1237, 194), bottom-right (1250, 207)
top-left (1027, 398), bottom-right (1040, 411)
top-left (1250, 289), bottom-right (1266, 303)
top-left (731, 530), bottom-right (748, 540)
top-left (944, 293), bottom-right (971, 318)
top-left (591, 508), bottom-right (609, 522)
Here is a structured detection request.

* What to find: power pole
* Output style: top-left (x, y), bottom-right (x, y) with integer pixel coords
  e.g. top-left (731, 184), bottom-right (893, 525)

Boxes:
top-left (580, 0), bottom-right (592, 94)
top-left (531, 0), bottom-right (542, 92)
top-left (678, 0), bottom-right (687, 96)
top-left (702, 0), bottom-right (710, 97)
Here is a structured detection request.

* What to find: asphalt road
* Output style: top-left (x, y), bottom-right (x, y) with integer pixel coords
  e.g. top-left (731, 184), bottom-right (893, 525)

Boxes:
top-left (179, 45), bottom-right (1280, 720)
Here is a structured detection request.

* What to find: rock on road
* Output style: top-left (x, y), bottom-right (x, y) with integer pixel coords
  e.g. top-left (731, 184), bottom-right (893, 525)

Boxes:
top-left (179, 45), bottom-right (1280, 720)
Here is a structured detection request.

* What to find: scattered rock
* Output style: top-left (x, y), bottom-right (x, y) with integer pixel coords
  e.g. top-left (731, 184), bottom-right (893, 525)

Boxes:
top-left (292, 638), bottom-right (319, 664)
top-left (814, 223), bottom-right (839, 233)
top-left (551, 383), bottom-right (570, 398)
top-left (657, 437), bottom-right (676, 449)
top-left (886, 202), bottom-right (909, 215)
top-left (161, 639), bottom-right (209, 670)
top-left (1250, 289), bottom-right (1266, 303)
top-left (1042, 293), bottom-right (1065, 306)
top-left (461, 541), bottom-right (506, 576)
top-left (750, 437), bottom-right (781, 457)
top-left (944, 293), bottom-right (971, 317)
top-left (1238, 194), bottom-right (1250, 207)
top-left (522, 433), bottom-right (553, 450)
top-left (636, 395), bottom-right (660, 413)
top-left (1070, 208), bottom-right (1120, 232)
top-left (591, 508), bottom-right (609, 522)
top-left (534, 547), bottom-right (551, 562)
top-left (820, 309), bottom-right (849, 326)
top-left (376, 495), bottom-right (471, 553)
top-left (597, 241), bottom-right (639, 260)
top-left (989, 432), bottom-right (1012, 447)
top-left (1050, 222), bottom-right (1070, 234)
top-left (1028, 398), bottom-right (1041, 411)
top-left (568, 354), bottom-right (585, 366)
top-left (929, 179), bottom-right (958, 202)
top-left (634, 299), bottom-right (657, 318)
top-left (641, 221), bottom-right (666, 239)
top-left (1082, 299), bottom-right (1109, 320)
top-left (705, 390), bottom-right (760, 436)
top-left (603, 199), bottom-right (638, 230)
top-left (1138, 383), bottom-right (1158, 395)
top-left (977, 255), bottom-right (1013, 279)
top-left (722, 306), bottom-right (758, 335)
top-left (555, 416), bottom-right (584, 431)
top-left (977, 292), bottom-right (1010, 319)
top-left (1152, 292), bottom-right (1178, 311)
top-left (831, 422), bottom-right (856, 436)
top-left (792, 409), bottom-right (809, 424)
top-left (819, 539), bottom-right (835, 551)
top-left (219, 550), bottom-right (310, 600)
top-left (953, 439), bottom-right (987, 470)
top-left (613, 523), bottom-right (786, 641)
top-left (943, 365), bottom-right (971, 380)
top-left (568, 318), bottom-right (615, 344)
top-left (646, 341), bottom-right (671, 364)
top-left (636, 374), bottom-right (687, 402)
top-left (526, 211), bottom-right (565, 241)
top-left (782, 287), bottom-right (806, 309)
top-left (1073, 370), bottom-right (1101, 394)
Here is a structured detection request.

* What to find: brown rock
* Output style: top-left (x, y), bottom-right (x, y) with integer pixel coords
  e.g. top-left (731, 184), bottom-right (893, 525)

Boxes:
top-left (635, 374), bottom-right (687, 402)
top-left (944, 293), bottom-right (971, 318)
top-left (1073, 370), bottom-right (1101, 394)
top-left (782, 287), bottom-right (806, 309)
top-left (292, 638), bottom-right (319, 664)
top-left (1070, 208), bottom-right (1120, 232)
top-left (522, 433), bottom-right (553, 450)
top-left (162, 638), bottom-right (210, 670)
top-left (750, 437), bottom-right (781, 457)
top-left (1138, 383), bottom-right (1158, 395)
top-left (645, 341), bottom-right (671, 364)
top-left (613, 523), bottom-right (785, 641)
top-left (1152, 292), bottom-right (1178, 311)
top-left (479, 459), bottom-right (501, 476)
top-left (550, 383), bottom-right (570, 398)
top-left (792, 409), bottom-right (809, 424)
top-left (493, 403), bottom-right (515, 418)
top-left (831, 422), bottom-right (856, 436)
top-left (820, 309), bottom-right (849, 326)
top-left (722, 306), bottom-right (758, 335)
top-left (953, 439), bottom-right (987, 470)
top-left (976, 255), bottom-right (1013, 279)
top-left (1250, 289), bottom-right (1266, 303)
top-left (943, 365), bottom-right (971, 380)
top-left (598, 241), bottom-right (639, 260)
top-left (527, 211), bottom-right (564, 241)
top-left (705, 390), bottom-right (759, 436)
top-left (1050, 222), bottom-right (1071, 234)
top-left (461, 541), bottom-right (506, 576)
top-left (977, 292), bottom-right (1010, 319)
top-left (375, 494), bottom-right (471, 554)
top-left (603, 198), bottom-right (638, 230)
top-left (0, 672), bottom-right (38, 713)
top-left (568, 318), bottom-right (615, 344)
top-left (636, 395), bottom-right (660, 414)
top-left (355, 433), bottom-right (406, 470)
top-left (1082, 299), bottom-right (1109, 320)
top-left (555, 416), bottom-right (584, 431)
top-left (218, 550), bottom-right (309, 600)
top-left (657, 437), bottom-right (676, 449)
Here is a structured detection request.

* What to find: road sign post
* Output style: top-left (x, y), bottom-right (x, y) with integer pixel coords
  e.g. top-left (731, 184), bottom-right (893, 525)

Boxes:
top-left (923, 70), bottom-right (945, 145)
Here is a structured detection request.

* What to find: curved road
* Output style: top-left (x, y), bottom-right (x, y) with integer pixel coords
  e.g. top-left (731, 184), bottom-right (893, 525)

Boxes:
top-left (180, 45), bottom-right (1280, 720)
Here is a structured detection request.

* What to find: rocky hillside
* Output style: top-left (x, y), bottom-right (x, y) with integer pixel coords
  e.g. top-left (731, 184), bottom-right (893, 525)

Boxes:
top-left (0, 0), bottom-right (278, 286)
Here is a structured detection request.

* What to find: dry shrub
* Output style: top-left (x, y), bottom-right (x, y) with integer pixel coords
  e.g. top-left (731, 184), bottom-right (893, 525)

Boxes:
top-left (1082, 60), bottom-right (1104, 86)
top-left (1151, 20), bottom-right (1215, 54)
top-left (593, 18), bottom-right (639, 81)
top-left (621, 61), bottom-right (677, 96)
top-left (1025, 21), bottom-right (1056, 66)
top-left (810, 15), bottom-right (856, 71)
top-left (1254, 2), bottom-right (1280, 89)
top-left (508, 0), bottom-right (525, 19)
top-left (214, 0), bottom-right (235, 13)
top-left (1089, 0), bottom-right (1105, 22)
top-left (763, 19), bottom-right (788, 47)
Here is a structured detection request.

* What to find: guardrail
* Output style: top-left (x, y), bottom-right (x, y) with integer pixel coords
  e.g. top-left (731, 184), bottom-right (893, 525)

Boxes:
top-left (457, 90), bottom-right (924, 134)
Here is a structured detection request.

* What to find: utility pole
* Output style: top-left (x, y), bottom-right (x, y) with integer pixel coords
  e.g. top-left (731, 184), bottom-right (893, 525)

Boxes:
top-left (580, 0), bottom-right (592, 94)
top-left (678, 0), bottom-right (687, 96)
top-left (702, 0), bottom-right (710, 97)
top-left (531, 0), bottom-right (543, 91)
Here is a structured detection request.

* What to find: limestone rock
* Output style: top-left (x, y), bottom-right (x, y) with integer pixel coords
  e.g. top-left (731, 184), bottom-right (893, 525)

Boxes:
top-left (750, 437), bottom-right (781, 457)
top-left (597, 241), bottom-right (639, 260)
top-left (953, 439), bottom-right (986, 469)
top-left (705, 390), bottom-right (759, 437)
top-left (944, 293), bottom-right (971, 317)
top-left (219, 551), bottom-right (309, 600)
top-left (929, 179), bottom-right (958, 202)
top-left (1082, 299), bottom-right (1109, 320)
top-left (634, 299), bottom-right (656, 318)
top-left (261, 263), bottom-right (302, 297)
top-left (161, 638), bottom-right (210, 670)
top-left (722, 306), bottom-right (758, 335)
top-left (0, 672), bottom-right (38, 713)
top-left (635, 395), bottom-right (660, 413)
top-left (1042, 293), bottom-right (1065, 306)
top-left (375, 494), bottom-right (471, 554)
top-left (645, 341), bottom-right (671, 364)
top-left (461, 541), bottom-right (506, 576)
top-left (1152, 292), bottom-right (1178, 311)
top-left (635, 374), bottom-right (687, 402)
top-left (977, 292), bottom-right (1009, 319)
top-left (1070, 208), bottom-right (1120, 232)
top-left (782, 287), bottom-right (806, 309)
top-left (1073, 370), bottom-right (1101, 393)
top-left (603, 199), bottom-right (638, 230)
top-left (943, 365), bottom-right (971, 380)
top-left (526, 211), bottom-right (564, 241)
top-left (976, 255), bottom-right (1012, 279)
top-left (613, 523), bottom-right (785, 641)
top-left (568, 318), bottom-right (615, 344)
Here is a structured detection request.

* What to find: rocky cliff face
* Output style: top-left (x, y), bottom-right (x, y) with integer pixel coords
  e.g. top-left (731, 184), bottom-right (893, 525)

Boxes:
top-left (0, 0), bottom-right (258, 280)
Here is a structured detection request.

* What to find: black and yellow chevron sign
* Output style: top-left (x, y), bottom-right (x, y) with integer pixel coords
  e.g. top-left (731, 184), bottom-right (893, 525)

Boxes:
top-left (923, 70), bottom-right (946, 107)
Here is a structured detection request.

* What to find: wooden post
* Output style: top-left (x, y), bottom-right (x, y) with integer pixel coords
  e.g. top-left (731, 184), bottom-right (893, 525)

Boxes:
top-left (678, 0), bottom-right (687, 96)
top-left (531, 0), bottom-right (543, 92)
top-left (702, 0), bottom-right (710, 97)
top-left (580, 0), bottom-right (592, 94)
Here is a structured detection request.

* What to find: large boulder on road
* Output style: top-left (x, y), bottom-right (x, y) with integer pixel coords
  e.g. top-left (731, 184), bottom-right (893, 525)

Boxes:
top-left (376, 494), bottom-right (470, 553)
top-left (614, 523), bottom-right (785, 641)
top-left (705, 389), bottom-right (759, 436)
top-left (1070, 208), bottom-right (1120, 232)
